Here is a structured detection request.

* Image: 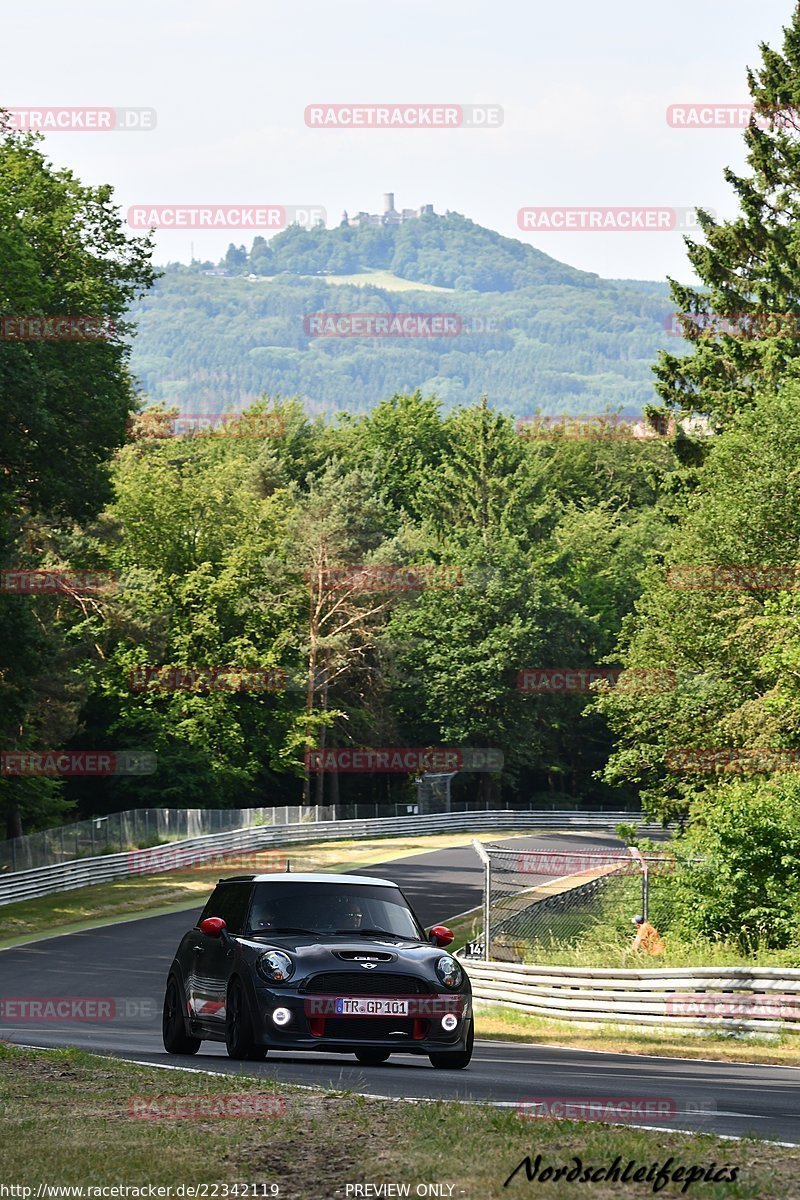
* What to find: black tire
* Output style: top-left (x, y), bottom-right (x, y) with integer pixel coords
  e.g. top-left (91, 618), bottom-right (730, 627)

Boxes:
top-left (162, 976), bottom-right (202, 1055)
top-left (225, 979), bottom-right (268, 1060)
top-left (354, 1049), bottom-right (391, 1065)
top-left (428, 1018), bottom-right (474, 1070)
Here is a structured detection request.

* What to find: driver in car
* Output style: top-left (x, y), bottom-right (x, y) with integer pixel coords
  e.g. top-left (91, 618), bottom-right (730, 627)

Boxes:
top-left (251, 902), bottom-right (277, 930)
top-left (336, 898), bottom-right (364, 929)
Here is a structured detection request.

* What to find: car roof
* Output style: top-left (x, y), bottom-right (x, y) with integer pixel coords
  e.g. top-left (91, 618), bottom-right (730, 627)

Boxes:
top-left (218, 872), bottom-right (400, 887)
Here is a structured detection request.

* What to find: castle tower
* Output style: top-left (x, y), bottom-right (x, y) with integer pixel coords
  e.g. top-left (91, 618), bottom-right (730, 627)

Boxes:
top-left (383, 192), bottom-right (395, 214)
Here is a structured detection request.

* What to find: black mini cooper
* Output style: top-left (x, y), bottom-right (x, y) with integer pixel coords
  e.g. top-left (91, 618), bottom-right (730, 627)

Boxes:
top-left (162, 872), bottom-right (474, 1069)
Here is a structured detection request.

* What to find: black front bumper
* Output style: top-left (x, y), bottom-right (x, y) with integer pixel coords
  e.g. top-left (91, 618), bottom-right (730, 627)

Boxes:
top-left (250, 985), bottom-right (472, 1054)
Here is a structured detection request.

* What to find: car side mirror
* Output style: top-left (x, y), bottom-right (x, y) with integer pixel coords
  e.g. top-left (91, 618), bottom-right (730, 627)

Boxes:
top-left (199, 917), bottom-right (227, 938)
top-left (428, 924), bottom-right (454, 947)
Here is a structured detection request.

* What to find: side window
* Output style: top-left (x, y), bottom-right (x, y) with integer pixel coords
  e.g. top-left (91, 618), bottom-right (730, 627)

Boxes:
top-left (197, 883), bottom-right (250, 933)
top-left (198, 885), bottom-right (226, 926)
top-left (224, 884), bottom-right (251, 935)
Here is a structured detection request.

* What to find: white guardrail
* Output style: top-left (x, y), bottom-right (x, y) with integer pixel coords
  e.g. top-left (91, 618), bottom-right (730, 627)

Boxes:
top-left (463, 960), bottom-right (800, 1033)
top-left (0, 810), bottom-right (657, 907)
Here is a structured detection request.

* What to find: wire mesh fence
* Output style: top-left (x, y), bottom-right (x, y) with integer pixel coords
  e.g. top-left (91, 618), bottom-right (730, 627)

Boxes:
top-left (469, 843), bottom-right (680, 962)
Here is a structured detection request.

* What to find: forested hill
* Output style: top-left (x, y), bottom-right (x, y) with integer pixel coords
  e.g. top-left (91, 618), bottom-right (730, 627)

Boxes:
top-left (128, 211), bottom-right (677, 418)
top-left (218, 211), bottom-right (599, 290)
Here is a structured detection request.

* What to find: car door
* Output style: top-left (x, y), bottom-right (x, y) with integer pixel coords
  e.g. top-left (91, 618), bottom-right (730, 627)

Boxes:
top-left (188, 882), bottom-right (250, 1027)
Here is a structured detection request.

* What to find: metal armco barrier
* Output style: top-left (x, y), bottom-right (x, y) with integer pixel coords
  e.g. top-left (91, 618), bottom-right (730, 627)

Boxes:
top-left (0, 810), bottom-right (658, 907)
top-left (463, 960), bottom-right (800, 1032)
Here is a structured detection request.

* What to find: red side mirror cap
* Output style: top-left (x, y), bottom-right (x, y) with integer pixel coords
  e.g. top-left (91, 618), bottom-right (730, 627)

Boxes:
top-left (429, 924), bottom-right (454, 947)
top-left (200, 917), bottom-right (227, 938)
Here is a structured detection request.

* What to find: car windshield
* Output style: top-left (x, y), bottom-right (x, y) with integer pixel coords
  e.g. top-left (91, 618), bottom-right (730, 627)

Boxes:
top-left (246, 882), bottom-right (424, 939)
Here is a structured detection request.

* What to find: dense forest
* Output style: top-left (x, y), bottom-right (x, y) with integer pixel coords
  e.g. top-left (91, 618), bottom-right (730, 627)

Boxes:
top-left (128, 217), bottom-right (674, 417)
top-left (3, 387), bottom-right (680, 823)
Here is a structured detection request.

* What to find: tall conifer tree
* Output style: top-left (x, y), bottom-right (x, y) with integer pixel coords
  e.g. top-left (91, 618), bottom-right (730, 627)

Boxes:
top-left (656, 7), bottom-right (800, 424)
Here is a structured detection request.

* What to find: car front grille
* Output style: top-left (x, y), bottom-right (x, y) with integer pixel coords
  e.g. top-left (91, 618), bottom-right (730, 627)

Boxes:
top-left (323, 1017), bottom-right (420, 1040)
top-left (302, 972), bottom-right (430, 995)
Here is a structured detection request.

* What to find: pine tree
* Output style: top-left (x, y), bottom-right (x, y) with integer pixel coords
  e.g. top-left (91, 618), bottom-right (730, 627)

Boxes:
top-left (656, 7), bottom-right (800, 424)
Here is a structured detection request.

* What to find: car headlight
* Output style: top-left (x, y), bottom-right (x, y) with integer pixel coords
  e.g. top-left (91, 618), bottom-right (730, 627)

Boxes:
top-left (256, 950), bottom-right (294, 984)
top-left (435, 954), bottom-right (463, 989)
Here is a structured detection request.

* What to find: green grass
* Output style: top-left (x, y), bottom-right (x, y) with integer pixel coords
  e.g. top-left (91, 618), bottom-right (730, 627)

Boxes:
top-left (514, 936), bottom-right (800, 969)
top-left (298, 268), bottom-right (456, 292)
top-left (473, 1003), bottom-right (800, 1066)
top-left (253, 268), bottom-right (455, 293)
top-left (1, 1043), bottom-right (796, 1199)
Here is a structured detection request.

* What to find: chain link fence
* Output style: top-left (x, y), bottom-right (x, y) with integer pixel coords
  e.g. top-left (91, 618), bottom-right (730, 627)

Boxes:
top-left (470, 842), bottom-right (680, 962)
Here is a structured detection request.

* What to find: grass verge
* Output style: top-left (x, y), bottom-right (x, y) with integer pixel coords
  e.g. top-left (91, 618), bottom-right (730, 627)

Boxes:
top-left (0, 1042), bottom-right (796, 1199)
top-left (474, 1003), bottom-right (800, 1066)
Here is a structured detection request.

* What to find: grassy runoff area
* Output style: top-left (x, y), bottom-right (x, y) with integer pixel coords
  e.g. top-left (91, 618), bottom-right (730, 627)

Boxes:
top-left (0, 1042), bottom-right (796, 1200)
top-left (475, 1005), bottom-right (800, 1068)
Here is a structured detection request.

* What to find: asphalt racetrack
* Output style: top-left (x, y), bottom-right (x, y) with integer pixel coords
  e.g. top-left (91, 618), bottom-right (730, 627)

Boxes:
top-left (2, 831), bottom-right (799, 1144)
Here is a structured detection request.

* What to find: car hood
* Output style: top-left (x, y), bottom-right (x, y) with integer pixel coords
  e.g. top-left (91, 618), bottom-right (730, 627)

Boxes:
top-left (236, 933), bottom-right (448, 963)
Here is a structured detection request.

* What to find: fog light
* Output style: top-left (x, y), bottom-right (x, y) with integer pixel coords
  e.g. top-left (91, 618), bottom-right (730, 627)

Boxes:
top-left (272, 1007), bottom-right (292, 1026)
top-left (441, 1013), bottom-right (458, 1032)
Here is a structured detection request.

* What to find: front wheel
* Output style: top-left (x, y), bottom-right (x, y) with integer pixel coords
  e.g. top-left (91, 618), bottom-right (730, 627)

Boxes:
top-left (162, 977), bottom-right (202, 1055)
top-left (225, 979), bottom-right (268, 1060)
top-left (428, 1018), bottom-right (474, 1070)
top-left (354, 1049), bottom-right (391, 1065)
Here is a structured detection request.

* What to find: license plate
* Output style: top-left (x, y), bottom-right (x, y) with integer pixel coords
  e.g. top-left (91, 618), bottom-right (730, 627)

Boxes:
top-left (334, 997), bottom-right (410, 1016)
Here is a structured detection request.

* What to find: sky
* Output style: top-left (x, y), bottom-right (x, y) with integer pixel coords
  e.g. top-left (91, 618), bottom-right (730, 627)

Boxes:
top-left (1, 0), bottom-right (794, 283)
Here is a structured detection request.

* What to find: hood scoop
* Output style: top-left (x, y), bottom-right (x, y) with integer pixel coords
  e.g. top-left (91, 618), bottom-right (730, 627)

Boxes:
top-left (334, 949), bottom-right (395, 963)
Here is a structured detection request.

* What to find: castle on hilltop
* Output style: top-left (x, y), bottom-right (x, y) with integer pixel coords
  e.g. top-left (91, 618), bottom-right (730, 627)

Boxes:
top-left (341, 194), bottom-right (435, 228)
